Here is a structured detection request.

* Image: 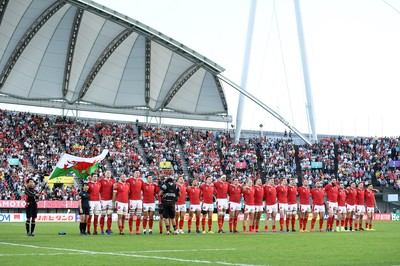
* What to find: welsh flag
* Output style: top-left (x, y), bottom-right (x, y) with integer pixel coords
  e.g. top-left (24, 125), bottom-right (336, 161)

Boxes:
top-left (49, 150), bottom-right (109, 180)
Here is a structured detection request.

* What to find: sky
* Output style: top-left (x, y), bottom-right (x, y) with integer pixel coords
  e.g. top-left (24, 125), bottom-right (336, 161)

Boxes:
top-left (92, 0), bottom-right (400, 138)
top-left (3, 0), bottom-right (400, 138)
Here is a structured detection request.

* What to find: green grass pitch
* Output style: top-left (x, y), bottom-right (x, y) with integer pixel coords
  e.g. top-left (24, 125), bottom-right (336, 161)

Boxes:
top-left (0, 221), bottom-right (399, 266)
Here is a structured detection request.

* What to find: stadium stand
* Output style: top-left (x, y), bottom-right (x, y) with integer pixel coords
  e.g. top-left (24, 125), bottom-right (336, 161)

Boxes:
top-left (0, 109), bottom-right (399, 202)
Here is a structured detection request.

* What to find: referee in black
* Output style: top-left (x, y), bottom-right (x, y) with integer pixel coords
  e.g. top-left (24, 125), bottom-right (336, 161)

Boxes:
top-left (157, 176), bottom-right (165, 234)
top-left (25, 178), bottom-right (39, 236)
top-left (78, 181), bottom-right (90, 235)
top-left (159, 177), bottom-right (180, 235)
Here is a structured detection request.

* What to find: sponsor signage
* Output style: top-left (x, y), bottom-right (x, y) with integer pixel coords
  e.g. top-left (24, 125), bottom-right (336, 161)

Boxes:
top-left (392, 213), bottom-right (400, 221)
top-left (0, 200), bottom-right (79, 209)
top-left (36, 213), bottom-right (75, 222)
top-left (0, 213), bottom-right (75, 222)
top-left (374, 213), bottom-right (392, 221)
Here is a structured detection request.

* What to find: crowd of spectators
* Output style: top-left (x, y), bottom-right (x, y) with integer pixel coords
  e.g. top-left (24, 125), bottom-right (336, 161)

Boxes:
top-left (139, 126), bottom-right (183, 177)
top-left (0, 109), bottom-right (399, 203)
top-left (180, 128), bottom-right (221, 181)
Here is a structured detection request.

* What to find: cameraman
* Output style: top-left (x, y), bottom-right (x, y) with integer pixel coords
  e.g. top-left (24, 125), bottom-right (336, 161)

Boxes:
top-left (159, 177), bottom-right (180, 235)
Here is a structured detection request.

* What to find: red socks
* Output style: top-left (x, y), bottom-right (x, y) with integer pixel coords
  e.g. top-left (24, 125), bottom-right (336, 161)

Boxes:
top-left (188, 219), bottom-right (192, 231)
top-left (129, 217), bottom-right (133, 232)
top-left (143, 218), bottom-right (148, 230)
top-left (100, 217), bottom-right (105, 231)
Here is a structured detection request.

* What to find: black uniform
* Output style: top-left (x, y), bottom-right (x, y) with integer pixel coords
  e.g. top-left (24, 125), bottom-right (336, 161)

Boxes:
top-left (158, 181), bottom-right (164, 215)
top-left (25, 187), bottom-right (38, 219)
top-left (160, 179), bottom-right (180, 219)
top-left (79, 190), bottom-right (90, 215)
top-left (25, 186), bottom-right (38, 236)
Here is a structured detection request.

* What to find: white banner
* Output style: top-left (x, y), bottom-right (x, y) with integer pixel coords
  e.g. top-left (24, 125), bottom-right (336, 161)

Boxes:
top-left (0, 213), bottom-right (76, 222)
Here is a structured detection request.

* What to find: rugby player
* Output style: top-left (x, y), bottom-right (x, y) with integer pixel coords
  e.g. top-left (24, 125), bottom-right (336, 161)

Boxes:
top-left (126, 170), bottom-right (144, 235)
top-left (345, 182), bottom-right (357, 231)
top-left (297, 179), bottom-right (311, 232)
top-left (228, 177), bottom-right (242, 233)
top-left (214, 174), bottom-right (229, 233)
top-left (324, 178), bottom-right (339, 231)
top-left (175, 175), bottom-right (187, 234)
top-left (264, 177), bottom-right (277, 232)
top-left (276, 177), bottom-right (289, 232)
top-left (187, 179), bottom-right (201, 234)
top-left (242, 178), bottom-right (255, 233)
top-left (99, 170), bottom-right (116, 235)
top-left (253, 178), bottom-right (264, 233)
top-left (87, 173), bottom-right (101, 235)
top-left (113, 174), bottom-right (130, 235)
top-left (287, 178), bottom-right (298, 232)
top-left (200, 176), bottom-right (216, 233)
top-left (310, 181), bottom-right (325, 232)
top-left (142, 175), bottom-right (158, 234)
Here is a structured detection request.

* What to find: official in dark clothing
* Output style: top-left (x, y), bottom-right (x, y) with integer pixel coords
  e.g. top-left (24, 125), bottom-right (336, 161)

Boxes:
top-left (157, 176), bottom-right (166, 234)
top-left (25, 178), bottom-right (39, 236)
top-left (159, 177), bottom-right (180, 235)
top-left (78, 182), bottom-right (90, 235)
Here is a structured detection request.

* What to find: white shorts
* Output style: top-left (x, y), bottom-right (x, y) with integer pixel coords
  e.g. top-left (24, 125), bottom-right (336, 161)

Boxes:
top-left (300, 204), bottom-right (311, 213)
top-left (366, 207), bottom-right (374, 214)
top-left (175, 204), bottom-right (187, 212)
top-left (338, 206), bottom-right (347, 214)
top-left (101, 200), bottom-right (113, 209)
top-left (288, 204), bottom-right (297, 212)
top-left (229, 202), bottom-right (241, 212)
top-left (356, 205), bottom-right (365, 215)
top-left (116, 202), bottom-right (129, 215)
top-left (101, 200), bottom-right (113, 214)
top-left (202, 203), bottom-right (214, 212)
top-left (327, 202), bottom-right (338, 213)
top-left (278, 203), bottom-right (289, 212)
top-left (189, 204), bottom-right (201, 212)
top-left (89, 201), bottom-right (101, 215)
top-left (216, 199), bottom-right (228, 210)
top-left (244, 205), bottom-right (255, 213)
top-left (143, 203), bottom-right (156, 212)
top-left (254, 205), bottom-right (264, 212)
top-left (313, 204), bottom-right (325, 213)
top-left (129, 200), bottom-right (143, 211)
top-left (346, 204), bottom-right (355, 213)
top-left (266, 204), bottom-right (278, 214)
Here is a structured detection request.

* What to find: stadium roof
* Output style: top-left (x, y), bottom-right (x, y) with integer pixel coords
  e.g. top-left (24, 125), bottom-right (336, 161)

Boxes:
top-left (0, 0), bottom-right (231, 122)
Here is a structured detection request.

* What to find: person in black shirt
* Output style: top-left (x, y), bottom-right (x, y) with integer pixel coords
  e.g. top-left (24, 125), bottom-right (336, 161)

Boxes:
top-left (25, 178), bottom-right (39, 236)
top-left (157, 176), bottom-right (166, 234)
top-left (78, 182), bottom-right (90, 235)
top-left (159, 177), bottom-right (180, 235)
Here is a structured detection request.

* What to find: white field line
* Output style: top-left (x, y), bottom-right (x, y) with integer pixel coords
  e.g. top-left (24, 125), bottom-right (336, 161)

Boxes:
top-left (0, 253), bottom-right (78, 256)
top-left (0, 242), bottom-right (262, 266)
top-left (120, 248), bottom-right (237, 253)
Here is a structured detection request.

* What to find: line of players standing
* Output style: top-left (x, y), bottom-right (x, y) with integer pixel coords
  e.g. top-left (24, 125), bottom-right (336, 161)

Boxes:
top-left (78, 170), bottom-right (379, 235)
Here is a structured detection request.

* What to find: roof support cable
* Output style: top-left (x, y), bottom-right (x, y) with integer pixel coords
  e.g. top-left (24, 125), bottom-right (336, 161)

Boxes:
top-left (274, 0), bottom-right (295, 125)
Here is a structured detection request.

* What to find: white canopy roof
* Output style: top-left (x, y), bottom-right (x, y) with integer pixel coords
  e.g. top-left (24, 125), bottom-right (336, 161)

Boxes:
top-left (0, 0), bottom-right (230, 122)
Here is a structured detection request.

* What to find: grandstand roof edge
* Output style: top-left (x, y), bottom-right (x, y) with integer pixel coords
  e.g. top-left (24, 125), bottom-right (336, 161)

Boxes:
top-left (73, 0), bottom-right (225, 74)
